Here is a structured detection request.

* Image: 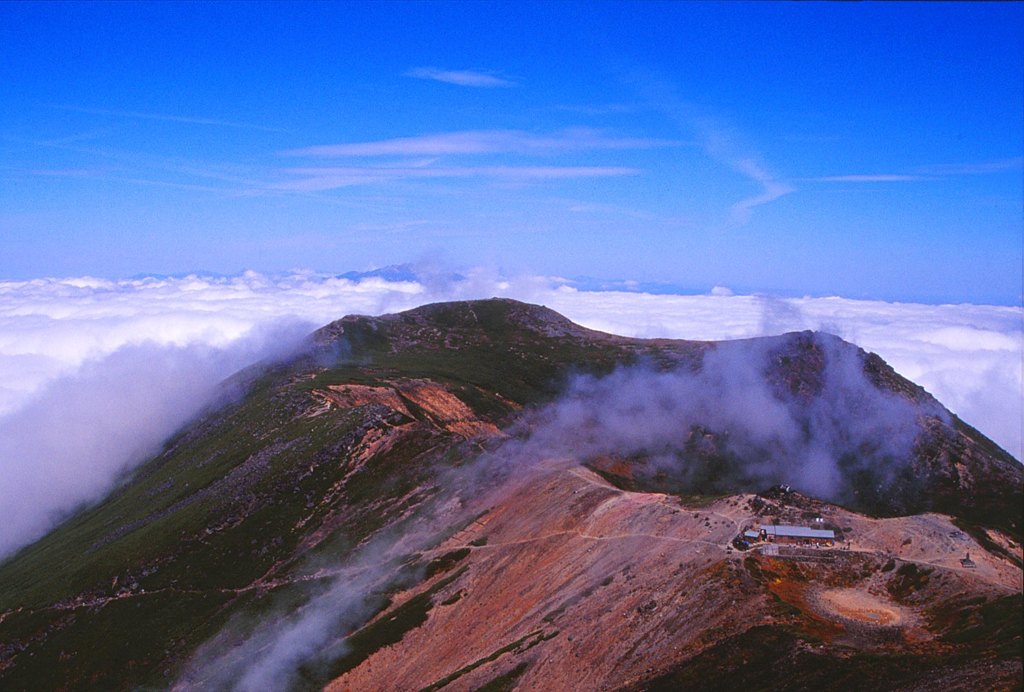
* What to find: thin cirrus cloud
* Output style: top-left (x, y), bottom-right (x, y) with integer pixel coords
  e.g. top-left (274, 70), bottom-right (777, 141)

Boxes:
top-left (281, 128), bottom-right (684, 158)
top-left (803, 158), bottom-right (1023, 183)
top-left (728, 158), bottom-right (795, 226)
top-left (275, 165), bottom-right (640, 191)
top-left (275, 129), bottom-right (674, 191)
top-left (405, 66), bottom-right (516, 88)
top-left (626, 72), bottom-right (796, 228)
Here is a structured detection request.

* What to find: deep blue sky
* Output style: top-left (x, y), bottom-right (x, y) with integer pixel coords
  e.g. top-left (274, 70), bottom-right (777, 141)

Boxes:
top-left (2, 1), bottom-right (1021, 303)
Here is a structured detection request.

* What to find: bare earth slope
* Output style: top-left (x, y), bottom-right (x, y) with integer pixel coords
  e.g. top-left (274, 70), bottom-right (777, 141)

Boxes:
top-left (0, 299), bottom-right (1019, 691)
top-left (325, 465), bottom-right (1020, 691)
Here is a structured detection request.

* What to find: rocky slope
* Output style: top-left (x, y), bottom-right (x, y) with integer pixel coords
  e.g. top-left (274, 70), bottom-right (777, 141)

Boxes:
top-left (324, 468), bottom-right (1021, 691)
top-left (0, 299), bottom-right (1019, 691)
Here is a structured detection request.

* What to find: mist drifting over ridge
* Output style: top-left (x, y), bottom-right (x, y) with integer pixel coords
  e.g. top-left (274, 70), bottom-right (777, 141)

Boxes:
top-left (178, 330), bottom-right (950, 690)
top-left (0, 268), bottom-right (1020, 559)
top-left (511, 334), bottom-right (938, 508)
top-left (0, 323), bottom-right (311, 558)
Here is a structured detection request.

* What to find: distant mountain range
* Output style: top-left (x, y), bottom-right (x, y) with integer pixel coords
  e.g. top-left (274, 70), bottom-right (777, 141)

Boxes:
top-left (1, 299), bottom-right (1019, 690)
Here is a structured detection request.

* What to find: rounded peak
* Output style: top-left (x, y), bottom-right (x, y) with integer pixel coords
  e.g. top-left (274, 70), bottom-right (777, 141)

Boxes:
top-left (389, 298), bottom-right (587, 336)
top-left (309, 298), bottom-right (618, 356)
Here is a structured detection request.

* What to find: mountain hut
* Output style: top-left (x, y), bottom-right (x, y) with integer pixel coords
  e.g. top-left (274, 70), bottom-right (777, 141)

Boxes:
top-left (762, 524), bottom-right (835, 546)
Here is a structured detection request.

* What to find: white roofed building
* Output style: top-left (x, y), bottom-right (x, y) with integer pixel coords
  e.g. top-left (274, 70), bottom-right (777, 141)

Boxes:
top-left (763, 524), bottom-right (835, 544)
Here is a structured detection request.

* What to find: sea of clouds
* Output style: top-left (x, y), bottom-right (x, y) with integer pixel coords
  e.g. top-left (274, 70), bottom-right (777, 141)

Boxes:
top-left (0, 268), bottom-right (1020, 558)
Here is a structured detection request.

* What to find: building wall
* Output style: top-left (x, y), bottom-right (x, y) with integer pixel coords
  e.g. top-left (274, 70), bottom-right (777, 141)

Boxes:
top-left (771, 535), bottom-right (833, 545)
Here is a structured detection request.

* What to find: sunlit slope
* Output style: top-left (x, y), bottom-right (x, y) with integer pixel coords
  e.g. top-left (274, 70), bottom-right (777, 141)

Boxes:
top-left (0, 299), bottom-right (1019, 690)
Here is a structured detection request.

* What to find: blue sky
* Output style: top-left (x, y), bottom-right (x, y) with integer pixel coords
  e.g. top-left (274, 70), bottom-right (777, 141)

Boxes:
top-left (1, 1), bottom-right (1021, 303)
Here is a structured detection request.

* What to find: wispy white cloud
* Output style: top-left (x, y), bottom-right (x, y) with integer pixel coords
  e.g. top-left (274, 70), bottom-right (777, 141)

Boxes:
top-left (282, 129), bottom-right (682, 158)
top-left (18, 123), bottom-right (674, 199)
top-left (728, 158), bottom-right (795, 226)
top-left (16, 128), bottom-right (652, 197)
top-left (623, 72), bottom-right (795, 228)
top-left (1, 270), bottom-right (1019, 557)
top-left (805, 157), bottom-right (1022, 184)
top-left (275, 165), bottom-right (639, 191)
top-left (405, 66), bottom-right (515, 88)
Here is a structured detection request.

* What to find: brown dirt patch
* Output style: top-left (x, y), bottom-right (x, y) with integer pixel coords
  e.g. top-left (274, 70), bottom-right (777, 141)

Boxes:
top-left (818, 588), bottom-right (903, 626)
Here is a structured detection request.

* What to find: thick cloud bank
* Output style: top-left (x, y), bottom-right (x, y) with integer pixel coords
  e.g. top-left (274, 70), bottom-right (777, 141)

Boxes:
top-left (0, 269), bottom-right (1020, 557)
top-left (0, 326), bottom-right (309, 558)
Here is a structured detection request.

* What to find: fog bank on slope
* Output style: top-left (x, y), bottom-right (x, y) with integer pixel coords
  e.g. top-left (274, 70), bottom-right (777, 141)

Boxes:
top-left (498, 335), bottom-right (940, 511)
top-left (0, 324), bottom-right (309, 559)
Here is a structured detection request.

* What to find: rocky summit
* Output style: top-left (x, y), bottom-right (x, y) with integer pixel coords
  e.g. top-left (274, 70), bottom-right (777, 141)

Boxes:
top-left (0, 299), bottom-right (1020, 691)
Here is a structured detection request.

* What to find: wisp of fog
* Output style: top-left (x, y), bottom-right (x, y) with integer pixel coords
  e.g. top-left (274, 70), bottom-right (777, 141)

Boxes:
top-left (0, 322), bottom-right (311, 559)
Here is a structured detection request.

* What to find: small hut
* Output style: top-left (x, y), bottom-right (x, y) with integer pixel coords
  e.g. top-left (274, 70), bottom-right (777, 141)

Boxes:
top-left (762, 524), bottom-right (835, 546)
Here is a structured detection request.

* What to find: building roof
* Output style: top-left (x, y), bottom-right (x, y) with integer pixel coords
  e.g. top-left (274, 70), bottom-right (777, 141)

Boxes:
top-left (763, 524), bottom-right (835, 539)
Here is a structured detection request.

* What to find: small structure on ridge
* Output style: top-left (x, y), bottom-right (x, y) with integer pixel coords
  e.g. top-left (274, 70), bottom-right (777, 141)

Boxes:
top-left (743, 524), bottom-right (835, 546)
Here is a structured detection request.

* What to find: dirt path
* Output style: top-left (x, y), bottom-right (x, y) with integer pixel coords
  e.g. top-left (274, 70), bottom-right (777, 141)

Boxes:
top-left (565, 466), bottom-right (743, 547)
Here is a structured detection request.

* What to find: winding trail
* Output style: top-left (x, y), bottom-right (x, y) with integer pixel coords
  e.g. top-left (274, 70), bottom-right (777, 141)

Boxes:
top-left (14, 466), bottom-right (1013, 626)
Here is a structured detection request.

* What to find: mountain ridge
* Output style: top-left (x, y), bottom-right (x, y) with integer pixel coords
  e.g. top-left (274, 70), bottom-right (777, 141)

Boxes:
top-left (0, 298), bottom-right (1019, 690)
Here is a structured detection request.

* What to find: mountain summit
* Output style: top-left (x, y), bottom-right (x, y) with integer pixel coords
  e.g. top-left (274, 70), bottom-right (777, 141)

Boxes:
top-left (1, 299), bottom-right (1020, 690)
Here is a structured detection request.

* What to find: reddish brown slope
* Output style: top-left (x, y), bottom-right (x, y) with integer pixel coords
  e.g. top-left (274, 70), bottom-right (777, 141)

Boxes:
top-left (325, 464), bottom-right (1021, 691)
top-left (327, 466), bottom-right (760, 691)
